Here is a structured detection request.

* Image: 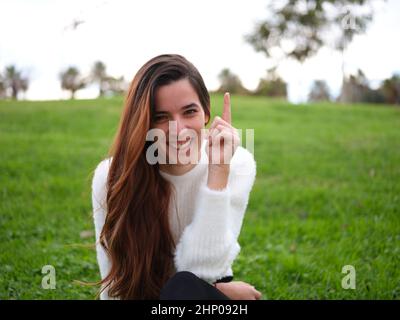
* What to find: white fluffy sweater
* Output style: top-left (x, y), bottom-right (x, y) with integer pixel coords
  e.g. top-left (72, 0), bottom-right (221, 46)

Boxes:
top-left (91, 139), bottom-right (256, 299)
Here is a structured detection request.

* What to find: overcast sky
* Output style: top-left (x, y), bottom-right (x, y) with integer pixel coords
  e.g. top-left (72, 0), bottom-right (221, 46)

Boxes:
top-left (1, 0), bottom-right (399, 102)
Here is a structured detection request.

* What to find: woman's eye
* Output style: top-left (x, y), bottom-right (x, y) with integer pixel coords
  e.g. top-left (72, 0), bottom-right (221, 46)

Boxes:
top-left (185, 109), bottom-right (197, 115)
top-left (154, 115), bottom-right (168, 122)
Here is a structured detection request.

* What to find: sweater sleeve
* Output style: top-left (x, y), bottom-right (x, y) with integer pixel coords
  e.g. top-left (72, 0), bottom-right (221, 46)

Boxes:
top-left (173, 147), bottom-right (256, 284)
top-left (91, 158), bottom-right (114, 300)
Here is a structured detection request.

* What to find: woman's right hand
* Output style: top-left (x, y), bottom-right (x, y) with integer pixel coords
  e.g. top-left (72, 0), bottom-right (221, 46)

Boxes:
top-left (215, 281), bottom-right (262, 300)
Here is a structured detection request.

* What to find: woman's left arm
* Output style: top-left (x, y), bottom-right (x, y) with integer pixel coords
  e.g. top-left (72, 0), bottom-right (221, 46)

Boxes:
top-left (174, 93), bottom-right (257, 284)
top-left (173, 147), bottom-right (256, 284)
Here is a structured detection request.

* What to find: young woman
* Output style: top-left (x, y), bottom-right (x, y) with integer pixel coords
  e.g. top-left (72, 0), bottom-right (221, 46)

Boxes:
top-left (91, 54), bottom-right (261, 300)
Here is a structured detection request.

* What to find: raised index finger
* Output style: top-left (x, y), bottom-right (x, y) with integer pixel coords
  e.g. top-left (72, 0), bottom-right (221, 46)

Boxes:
top-left (222, 92), bottom-right (231, 124)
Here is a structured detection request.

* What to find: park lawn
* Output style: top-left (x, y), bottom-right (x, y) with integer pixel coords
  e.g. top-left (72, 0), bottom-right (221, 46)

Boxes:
top-left (0, 95), bottom-right (399, 299)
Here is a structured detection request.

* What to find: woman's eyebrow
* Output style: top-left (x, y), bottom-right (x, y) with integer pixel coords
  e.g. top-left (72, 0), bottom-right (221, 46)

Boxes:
top-left (155, 103), bottom-right (199, 114)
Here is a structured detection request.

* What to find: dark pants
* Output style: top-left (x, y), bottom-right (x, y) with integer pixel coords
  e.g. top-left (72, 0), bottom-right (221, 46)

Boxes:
top-left (159, 271), bottom-right (231, 300)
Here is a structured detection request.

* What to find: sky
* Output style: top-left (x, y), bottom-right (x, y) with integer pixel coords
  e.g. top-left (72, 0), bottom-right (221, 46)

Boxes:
top-left (0, 0), bottom-right (399, 102)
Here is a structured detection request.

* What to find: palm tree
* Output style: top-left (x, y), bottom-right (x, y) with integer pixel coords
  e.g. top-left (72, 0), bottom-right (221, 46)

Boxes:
top-left (59, 66), bottom-right (86, 99)
top-left (4, 65), bottom-right (29, 100)
top-left (90, 61), bottom-right (107, 97)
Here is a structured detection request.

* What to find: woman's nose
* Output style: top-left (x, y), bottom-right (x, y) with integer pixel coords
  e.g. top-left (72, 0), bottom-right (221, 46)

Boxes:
top-left (169, 118), bottom-right (187, 137)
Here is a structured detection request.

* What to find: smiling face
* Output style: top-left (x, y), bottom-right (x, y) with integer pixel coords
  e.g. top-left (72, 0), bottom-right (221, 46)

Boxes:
top-left (152, 78), bottom-right (209, 167)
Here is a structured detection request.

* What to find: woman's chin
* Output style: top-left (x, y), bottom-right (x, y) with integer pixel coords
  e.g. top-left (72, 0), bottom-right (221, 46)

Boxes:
top-left (166, 145), bottom-right (200, 165)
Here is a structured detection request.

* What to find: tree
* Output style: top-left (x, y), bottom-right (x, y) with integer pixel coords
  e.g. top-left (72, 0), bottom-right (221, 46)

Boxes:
top-left (3, 65), bottom-right (29, 100)
top-left (19, 77), bottom-right (29, 100)
top-left (0, 72), bottom-right (6, 99)
top-left (217, 68), bottom-right (249, 95)
top-left (380, 74), bottom-right (400, 105)
top-left (102, 75), bottom-right (128, 97)
top-left (254, 67), bottom-right (287, 98)
top-left (308, 80), bottom-right (331, 102)
top-left (245, 0), bottom-right (380, 100)
top-left (90, 61), bottom-right (107, 97)
top-left (59, 66), bottom-right (86, 99)
top-left (338, 69), bottom-right (369, 102)
top-left (246, 0), bottom-right (376, 62)
top-left (338, 69), bottom-right (386, 104)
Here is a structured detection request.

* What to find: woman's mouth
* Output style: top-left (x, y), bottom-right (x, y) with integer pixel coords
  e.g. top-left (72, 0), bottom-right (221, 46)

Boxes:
top-left (167, 137), bottom-right (192, 150)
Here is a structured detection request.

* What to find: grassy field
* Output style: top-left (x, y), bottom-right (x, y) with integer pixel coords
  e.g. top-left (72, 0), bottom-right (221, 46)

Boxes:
top-left (0, 95), bottom-right (399, 299)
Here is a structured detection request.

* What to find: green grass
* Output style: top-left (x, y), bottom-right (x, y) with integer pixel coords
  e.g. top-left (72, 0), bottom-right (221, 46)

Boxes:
top-left (0, 95), bottom-right (399, 299)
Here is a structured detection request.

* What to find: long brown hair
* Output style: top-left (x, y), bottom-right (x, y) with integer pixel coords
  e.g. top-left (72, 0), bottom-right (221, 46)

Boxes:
top-left (99, 54), bottom-right (211, 299)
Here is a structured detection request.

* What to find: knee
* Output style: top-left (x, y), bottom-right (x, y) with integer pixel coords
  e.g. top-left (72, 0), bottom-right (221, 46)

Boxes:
top-left (161, 271), bottom-right (200, 293)
top-left (167, 271), bottom-right (199, 284)
top-left (160, 271), bottom-right (200, 300)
